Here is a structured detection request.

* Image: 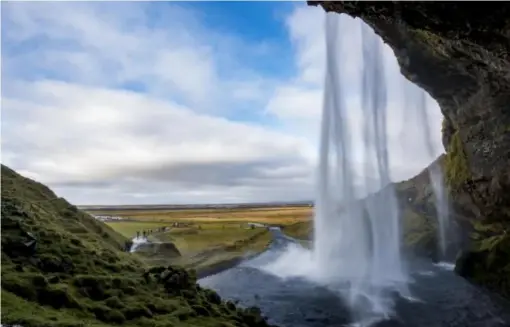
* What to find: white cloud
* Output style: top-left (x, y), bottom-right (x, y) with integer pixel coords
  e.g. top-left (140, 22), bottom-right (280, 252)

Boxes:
top-left (1, 2), bottom-right (275, 114)
top-left (1, 2), bottom-right (445, 205)
top-left (2, 80), bottom-right (316, 203)
top-left (266, 86), bottom-right (322, 120)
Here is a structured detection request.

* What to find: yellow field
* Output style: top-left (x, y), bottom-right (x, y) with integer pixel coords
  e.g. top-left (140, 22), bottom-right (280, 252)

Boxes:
top-left (97, 206), bottom-right (312, 276)
top-left (90, 206), bottom-right (312, 225)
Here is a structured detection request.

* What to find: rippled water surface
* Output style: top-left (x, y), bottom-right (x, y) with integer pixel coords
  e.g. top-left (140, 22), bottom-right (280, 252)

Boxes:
top-left (199, 230), bottom-right (510, 327)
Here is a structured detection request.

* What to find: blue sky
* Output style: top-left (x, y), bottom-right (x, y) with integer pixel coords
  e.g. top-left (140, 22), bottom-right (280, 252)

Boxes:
top-left (1, 1), bottom-right (444, 205)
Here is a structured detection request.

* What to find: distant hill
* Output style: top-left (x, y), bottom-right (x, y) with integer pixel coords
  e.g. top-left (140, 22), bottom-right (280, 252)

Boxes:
top-left (1, 164), bottom-right (273, 327)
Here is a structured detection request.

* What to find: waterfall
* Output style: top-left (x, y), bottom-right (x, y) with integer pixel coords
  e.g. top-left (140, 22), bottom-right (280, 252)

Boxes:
top-left (260, 10), bottom-right (451, 326)
top-left (313, 14), bottom-right (408, 319)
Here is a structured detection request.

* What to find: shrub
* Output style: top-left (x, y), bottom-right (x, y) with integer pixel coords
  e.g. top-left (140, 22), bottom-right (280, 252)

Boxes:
top-left (37, 284), bottom-right (79, 309)
top-left (192, 304), bottom-right (211, 316)
top-left (123, 305), bottom-right (153, 320)
top-left (105, 296), bottom-right (124, 309)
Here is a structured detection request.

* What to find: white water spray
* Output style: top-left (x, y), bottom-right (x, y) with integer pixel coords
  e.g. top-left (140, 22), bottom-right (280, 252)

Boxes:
top-left (313, 14), bottom-right (408, 318)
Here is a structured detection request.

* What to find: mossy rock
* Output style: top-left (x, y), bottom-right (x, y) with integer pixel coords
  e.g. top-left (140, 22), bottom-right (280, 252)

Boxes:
top-left (444, 131), bottom-right (471, 191)
top-left (410, 29), bottom-right (451, 58)
top-left (401, 209), bottom-right (439, 261)
top-left (455, 222), bottom-right (510, 299)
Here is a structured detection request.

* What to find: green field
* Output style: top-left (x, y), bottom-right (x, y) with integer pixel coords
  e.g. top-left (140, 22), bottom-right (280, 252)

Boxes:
top-left (103, 221), bottom-right (278, 277)
top-left (282, 221), bottom-right (313, 240)
top-left (105, 221), bottom-right (172, 238)
top-left (97, 207), bottom-right (312, 276)
top-left (105, 220), bottom-right (272, 275)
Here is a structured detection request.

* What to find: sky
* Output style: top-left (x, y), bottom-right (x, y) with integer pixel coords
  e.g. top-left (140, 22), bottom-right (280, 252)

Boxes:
top-left (1, 1), bottom-right (445, 205)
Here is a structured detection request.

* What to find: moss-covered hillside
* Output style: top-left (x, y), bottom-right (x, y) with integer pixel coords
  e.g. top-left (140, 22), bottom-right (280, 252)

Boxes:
top-left (1, 165), bottom-right (274, 327)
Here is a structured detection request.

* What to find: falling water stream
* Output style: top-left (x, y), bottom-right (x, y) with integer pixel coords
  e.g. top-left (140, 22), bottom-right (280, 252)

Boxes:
top-left (313, 15), bottom-right (409, 321)
top-left (198, 12), bottom-right (510, 327)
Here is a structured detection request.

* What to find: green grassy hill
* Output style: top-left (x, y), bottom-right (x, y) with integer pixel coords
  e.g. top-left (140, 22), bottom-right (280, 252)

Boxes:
top-left (1, 165), bottom-right (274, 327)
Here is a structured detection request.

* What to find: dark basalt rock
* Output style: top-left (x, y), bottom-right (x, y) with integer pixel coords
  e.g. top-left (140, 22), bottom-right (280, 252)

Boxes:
top-left (309, 1), bottom-right (510, 298)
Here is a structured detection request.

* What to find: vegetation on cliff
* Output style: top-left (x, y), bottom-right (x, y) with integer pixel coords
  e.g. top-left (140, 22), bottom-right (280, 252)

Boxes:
top-left (1, 165), bottom-right (274, 327)
top-left (400, 209), bottom-right (437, 259)
top-left (456, 221), bottom-right (510, 298)
top-left (444, 131), bottom-right (471, 191)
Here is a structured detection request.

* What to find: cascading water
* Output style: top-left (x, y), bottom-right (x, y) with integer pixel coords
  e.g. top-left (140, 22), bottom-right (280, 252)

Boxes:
top-left (258, 10), bottom-right (452, 326)
top-left (313, 14), bottom-right (408, 320)
top-left (430, 162), bottom-right (450, 260)
top-left (403, 83), bottom-right (451, 260)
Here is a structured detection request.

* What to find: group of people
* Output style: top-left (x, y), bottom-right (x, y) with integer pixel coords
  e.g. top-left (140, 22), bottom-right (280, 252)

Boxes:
top-left (135, 226), bottom-right (171, 239)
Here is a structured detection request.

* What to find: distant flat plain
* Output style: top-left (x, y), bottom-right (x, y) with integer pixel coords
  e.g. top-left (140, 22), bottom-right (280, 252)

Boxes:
top-left (86, 205), bottom-right (313, 226)
top-left (84, 205), bottom-right (313, 276)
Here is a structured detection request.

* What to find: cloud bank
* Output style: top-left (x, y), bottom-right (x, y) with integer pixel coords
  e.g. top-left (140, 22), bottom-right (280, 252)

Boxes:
top-left (1, 3), bottom-right (444, 205)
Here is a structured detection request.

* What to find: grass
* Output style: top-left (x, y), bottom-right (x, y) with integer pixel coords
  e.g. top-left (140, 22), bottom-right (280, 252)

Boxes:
top-left (150, 224), bottom-right (267, 254)
top-left (1, 164), bottom-right (274, 327)
top-left (90, 206), bottom-right (313, 277)
top-left (282, 221), bottom-right (313, 240)
top-left (444, 131), bottom-right (471, 191)
top-left (122, 220), bottom-right (274, 275)
top-left (173, 231), bottom-right (274, 278)
top-left (104, 221), bottom-right (172, 239)
top-left (104, 219), bottom-right (280, 277)
top-left (88, 206), bottom-right (312, 225)
top-left (456, 221), bottom-right (510, 299)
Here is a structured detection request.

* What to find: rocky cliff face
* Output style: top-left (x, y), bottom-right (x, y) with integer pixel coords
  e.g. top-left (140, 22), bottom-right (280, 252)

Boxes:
top-left (309, 1), bottom-right (510, 298)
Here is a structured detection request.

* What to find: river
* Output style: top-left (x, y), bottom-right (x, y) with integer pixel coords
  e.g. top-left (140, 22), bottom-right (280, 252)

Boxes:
top-left (199, 229), bottom-right (510, 327)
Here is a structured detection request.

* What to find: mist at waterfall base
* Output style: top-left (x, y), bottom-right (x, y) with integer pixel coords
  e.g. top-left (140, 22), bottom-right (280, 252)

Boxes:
top-left (256, 14), bottom-right (450, 326)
